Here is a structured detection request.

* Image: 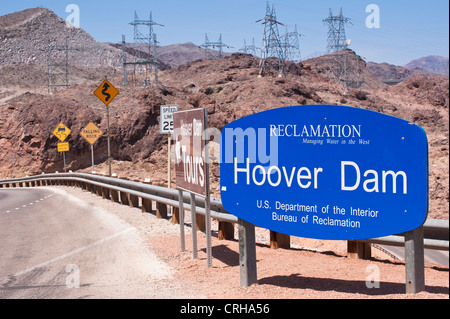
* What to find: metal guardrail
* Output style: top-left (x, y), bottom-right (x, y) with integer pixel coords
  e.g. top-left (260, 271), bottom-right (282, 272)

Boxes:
top-left (0, 172), bottom-right (448, 251)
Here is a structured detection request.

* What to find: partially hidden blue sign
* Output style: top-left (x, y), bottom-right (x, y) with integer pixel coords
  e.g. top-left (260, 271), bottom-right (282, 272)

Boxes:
top-left (220, 105), bottom-right (428, 240)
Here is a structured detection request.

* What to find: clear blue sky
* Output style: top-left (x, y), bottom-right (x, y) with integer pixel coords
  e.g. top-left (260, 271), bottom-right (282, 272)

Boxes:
top-left (1, 0), bottom-right (448, 65)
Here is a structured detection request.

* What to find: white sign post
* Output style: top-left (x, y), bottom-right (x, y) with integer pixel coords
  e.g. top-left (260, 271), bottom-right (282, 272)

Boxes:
top-left (160, 105), bottom-right (178, 190)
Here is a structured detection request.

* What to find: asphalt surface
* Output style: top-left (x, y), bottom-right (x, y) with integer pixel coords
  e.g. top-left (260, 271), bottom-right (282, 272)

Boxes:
top-left (380, 244), bottom-right (449, 267)
top-left (0, 188), bottom-right (178, 299)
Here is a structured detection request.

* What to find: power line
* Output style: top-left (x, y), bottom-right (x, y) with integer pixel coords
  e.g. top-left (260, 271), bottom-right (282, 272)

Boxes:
top-left (257, 1), bottom-right (286, 77)
top-left (240, 38), bottom-right (258, 57)
top-left (123, 11), bottom-right (163, 88)
top-left (47, 37), bottom-right (70, 94)
top-left (322, 8), bottom-right (361, 90)
top-left (200, 33), bottom-right (232, 59)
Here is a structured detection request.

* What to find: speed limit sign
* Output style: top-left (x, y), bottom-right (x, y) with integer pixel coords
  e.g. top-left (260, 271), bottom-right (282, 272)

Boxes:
top-left (160, 105), bottom-right (179, 134)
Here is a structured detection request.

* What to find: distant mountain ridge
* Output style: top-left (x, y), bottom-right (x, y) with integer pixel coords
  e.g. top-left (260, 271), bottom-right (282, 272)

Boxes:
top-left (367, 55), bottom-right (448, 83)
top-left (404, 55), bottom-right (449, 76)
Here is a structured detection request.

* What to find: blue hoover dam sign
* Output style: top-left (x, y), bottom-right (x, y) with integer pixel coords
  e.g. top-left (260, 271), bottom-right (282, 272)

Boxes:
top-left (220, 105), bottom-right (428, 240)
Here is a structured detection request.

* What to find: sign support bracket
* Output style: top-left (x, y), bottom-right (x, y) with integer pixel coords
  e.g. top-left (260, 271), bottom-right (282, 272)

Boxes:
top-left (178, 189), bottom-right (185, 252)
top-left (63, 151), bottom-right (67, 173)
top-left (91, 144), bottom-right (95, 174)
top-left (190, 193), bottom-right (198, 259)
top-left (405, 225), bottom-right (425, 293)
top-left (238, 218), bottom-right (257, 287)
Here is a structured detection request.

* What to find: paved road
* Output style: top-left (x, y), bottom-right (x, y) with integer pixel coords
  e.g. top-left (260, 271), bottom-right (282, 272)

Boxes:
top-left (0, 188), bottom-right (178, 299)
top-left (380, 244), bottom-right (449, 267)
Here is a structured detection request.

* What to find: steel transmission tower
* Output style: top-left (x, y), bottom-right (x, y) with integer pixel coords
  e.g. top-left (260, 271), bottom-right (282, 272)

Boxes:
top-left (123, 11), bottom-right (163, 87)
top-left (283, 24), bottom-right (302, 63)
top-left (322, 8), bottom-right (361, 88)
top-left (200, 34), bottom-right (232, 59)
top-left (240, 38), bottom-right (257, 57)
top-left (323, 8), bottom-right (350, 54)
top-left (257, 2), bottom-right (286, 77)
top-left (47, 37), bottom-right (70, 94)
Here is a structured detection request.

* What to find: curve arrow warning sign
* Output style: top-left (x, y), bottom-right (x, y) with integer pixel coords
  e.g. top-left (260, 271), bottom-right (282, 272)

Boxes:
top-left (94, 79), bottom-right (119, 106)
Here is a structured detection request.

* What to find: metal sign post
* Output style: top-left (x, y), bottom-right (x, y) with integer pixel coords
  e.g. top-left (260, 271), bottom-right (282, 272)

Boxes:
top-left (168, 134), bottom-right (171, 188)
top-left (91, 144), bottom-right (95, 173)
top-left (203, 107), bottom-right (212, 267)
top-left (178, 189), bottom-right (185, 252)
top-left (94, 78), bottom-right (119, 177)
top-left (106, 106), bottom-right (111, 176)
top-left (80, 122), bottom-right (103, 174)
top-left (53, 123), bottom-right (71, 173)
top-left (63, 151), bottom-right (67, 173)
top-left (405, 226), bottom-right (425, 293)
top-left (173, 108), bottom-right (211, 267)
top-left (190, 193), bottom-right (198, 259)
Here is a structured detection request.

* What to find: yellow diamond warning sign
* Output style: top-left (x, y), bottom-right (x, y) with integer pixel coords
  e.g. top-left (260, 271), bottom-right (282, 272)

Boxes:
top-left (52, 122), bottom-right (71, 142)
top-left (94, 79), bottom-right (119, 106)
top-left (80, 122), bottom-right (103, 145)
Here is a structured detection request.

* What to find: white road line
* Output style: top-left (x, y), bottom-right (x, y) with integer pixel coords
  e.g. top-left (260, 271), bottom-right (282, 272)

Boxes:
top-left (0, 227), bottom-right (135, 284)
top-left (2, 194), bottom-right (53, 214)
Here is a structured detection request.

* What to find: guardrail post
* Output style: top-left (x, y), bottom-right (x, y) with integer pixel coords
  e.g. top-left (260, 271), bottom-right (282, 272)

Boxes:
top-left (269, 231), bottom-right (290, 249)
top-left (405, 225), bottom-right (425, 294)
top-left (101, 186), bottom-right (110, 200)
top-left (110, 188), bottom-right (119, 203)
top-left (156, 202), bottom-right (167, 219)
top-left (196, 213), bottom-right (206, 231)
top-left (95, 185), bottom-right (102, 197)
top-left (171, 207), bottom-right (180, 224)
top-left (142, 179), bottom-right (152, 213)
top-left (120, 191), bottom-right (129, 206)
top-left (142, 197), bottom-right (152, 213)
top-left (128, 194), bottom-right (139, 208)
top-left (347, 241), bottom-right (371, 259)
top-left (218, 221), bottom-right (234, 240)
top-left (238, 218), bottom-right (257, 287)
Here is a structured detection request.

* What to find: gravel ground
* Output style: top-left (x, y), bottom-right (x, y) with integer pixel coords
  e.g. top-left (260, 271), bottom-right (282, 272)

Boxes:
top-left (52, 186), bottom-right (449, 299)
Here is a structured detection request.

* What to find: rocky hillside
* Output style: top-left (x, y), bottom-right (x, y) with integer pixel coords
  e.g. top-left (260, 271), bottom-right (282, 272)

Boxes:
top-left (0, 8), bottom-right (135, 88)
top-left (1, 52), bottom-right (448, 219)
top-left (0, 8), bottom-right (122, 68)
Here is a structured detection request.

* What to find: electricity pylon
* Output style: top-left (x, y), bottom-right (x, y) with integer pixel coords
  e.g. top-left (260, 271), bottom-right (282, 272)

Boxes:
top-left (257, 1), bottom-right (286, 77)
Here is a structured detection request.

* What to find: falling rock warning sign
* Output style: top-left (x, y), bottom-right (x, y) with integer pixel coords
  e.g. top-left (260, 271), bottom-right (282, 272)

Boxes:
top-left (80, 122), bottom-right (103, 145)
